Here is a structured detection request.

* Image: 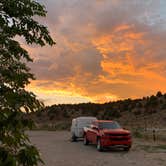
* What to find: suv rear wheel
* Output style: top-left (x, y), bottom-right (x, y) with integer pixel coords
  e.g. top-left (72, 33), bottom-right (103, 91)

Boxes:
top-left (83, 134), bottom-right (89, 145)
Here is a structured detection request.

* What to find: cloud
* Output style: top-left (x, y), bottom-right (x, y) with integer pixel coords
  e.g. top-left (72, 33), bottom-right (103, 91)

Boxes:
top-left (25, 0), bottom-right (166, 105)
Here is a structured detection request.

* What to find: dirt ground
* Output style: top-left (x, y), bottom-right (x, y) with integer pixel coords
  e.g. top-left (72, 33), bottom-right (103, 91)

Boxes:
top-left (28, 131), bottom-right (166, 166)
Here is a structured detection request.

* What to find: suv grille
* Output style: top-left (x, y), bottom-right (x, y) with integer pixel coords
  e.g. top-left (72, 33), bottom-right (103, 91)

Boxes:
top-left (106, 133), bottom-right (131, 141)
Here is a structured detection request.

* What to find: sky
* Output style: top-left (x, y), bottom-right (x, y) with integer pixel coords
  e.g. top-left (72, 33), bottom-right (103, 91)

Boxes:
top-left (25, 0), bottom-right (166, 105)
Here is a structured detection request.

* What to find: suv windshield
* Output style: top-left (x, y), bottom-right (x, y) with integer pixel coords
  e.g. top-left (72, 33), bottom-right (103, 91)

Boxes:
top-left (99, 122), bottom-right (121, 129)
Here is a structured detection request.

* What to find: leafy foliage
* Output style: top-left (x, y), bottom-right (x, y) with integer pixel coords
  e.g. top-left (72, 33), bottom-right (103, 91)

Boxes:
top-left (0, 0), bottom-right (55, 165)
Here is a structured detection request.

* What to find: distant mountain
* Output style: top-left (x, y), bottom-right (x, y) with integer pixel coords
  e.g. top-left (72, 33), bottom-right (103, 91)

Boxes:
top-left (29, 91), bottom-right (166, 130)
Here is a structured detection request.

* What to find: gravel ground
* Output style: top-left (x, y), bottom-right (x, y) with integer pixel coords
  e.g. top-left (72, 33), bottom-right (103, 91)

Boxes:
top-left (28, 131), bottom-right (166, 166)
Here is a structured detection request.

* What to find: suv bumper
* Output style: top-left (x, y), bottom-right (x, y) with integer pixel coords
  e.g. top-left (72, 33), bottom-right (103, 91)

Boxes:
top-left (101, 137), bottom-right (132, 147)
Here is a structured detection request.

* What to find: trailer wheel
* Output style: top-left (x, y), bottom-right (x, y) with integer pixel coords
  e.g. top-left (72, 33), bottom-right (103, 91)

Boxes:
top-left (71, 134), bottom-right (77, 142)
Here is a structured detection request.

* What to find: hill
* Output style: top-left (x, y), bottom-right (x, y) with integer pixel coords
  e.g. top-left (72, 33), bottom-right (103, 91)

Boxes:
top-left (29, 91), bottom-right (166, 132)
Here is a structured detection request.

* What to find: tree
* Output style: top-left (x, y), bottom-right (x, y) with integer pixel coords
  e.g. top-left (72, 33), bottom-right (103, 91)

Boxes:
top-left (0, 0), bottom-right (55, 165)
top-left (156, 91), bottom-right (162, 97)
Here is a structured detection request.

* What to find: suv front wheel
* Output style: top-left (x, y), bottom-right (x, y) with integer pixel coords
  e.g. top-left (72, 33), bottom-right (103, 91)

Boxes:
top-left (97, 138), bottom-right (103, 152)
top-left (123, 146), bottom-right (130, 151)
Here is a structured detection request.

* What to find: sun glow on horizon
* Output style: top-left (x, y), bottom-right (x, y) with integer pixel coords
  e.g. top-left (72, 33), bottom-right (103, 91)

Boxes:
top-left (26, 81), bottom-right (120, 105)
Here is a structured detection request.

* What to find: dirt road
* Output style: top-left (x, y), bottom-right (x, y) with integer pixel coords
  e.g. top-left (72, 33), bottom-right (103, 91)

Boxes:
top-left (28, 131), bottom-right (166, 166)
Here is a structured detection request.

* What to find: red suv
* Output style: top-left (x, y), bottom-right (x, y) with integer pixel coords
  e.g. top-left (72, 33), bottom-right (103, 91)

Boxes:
top-left (83, 120), bottom-right (132, 151)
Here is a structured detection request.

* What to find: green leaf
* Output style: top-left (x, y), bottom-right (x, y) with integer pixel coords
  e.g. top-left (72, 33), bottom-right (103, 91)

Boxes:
top-left (0, 0), bottom-right (55, 165)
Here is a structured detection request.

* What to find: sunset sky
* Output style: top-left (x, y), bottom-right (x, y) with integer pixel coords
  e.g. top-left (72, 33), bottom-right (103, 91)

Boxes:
top-left (25, 0), bottom-right (166, 105)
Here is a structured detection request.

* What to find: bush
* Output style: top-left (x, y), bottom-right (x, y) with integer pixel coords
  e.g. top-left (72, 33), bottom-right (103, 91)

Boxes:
top-left (133, 129), bottom-right (143, 138)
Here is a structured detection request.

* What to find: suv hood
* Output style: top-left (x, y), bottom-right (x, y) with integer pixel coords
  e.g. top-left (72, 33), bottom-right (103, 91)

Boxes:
top-left (101, 129), bottom-right (130, 134)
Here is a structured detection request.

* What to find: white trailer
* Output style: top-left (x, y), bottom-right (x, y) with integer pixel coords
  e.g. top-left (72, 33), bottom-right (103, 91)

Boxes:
top-left (71, 116), bottom-right (97, 141)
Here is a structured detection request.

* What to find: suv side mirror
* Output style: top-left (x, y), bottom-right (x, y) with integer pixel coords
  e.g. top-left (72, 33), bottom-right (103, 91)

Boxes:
top-left (92, 126), bottom-right (98, 130)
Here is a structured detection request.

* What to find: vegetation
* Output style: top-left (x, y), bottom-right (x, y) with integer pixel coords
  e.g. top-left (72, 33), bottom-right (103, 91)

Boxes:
top-left (31, 91), bottom-right (166, 132)
top-left (0, 0), bottom-right (54, 165)
top-left (138, 144), bottom-right (166, 153)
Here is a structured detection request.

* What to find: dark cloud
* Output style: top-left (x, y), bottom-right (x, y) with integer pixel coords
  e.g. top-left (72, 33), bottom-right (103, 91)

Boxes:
top-left (27, 0), bottom-right (166, 104)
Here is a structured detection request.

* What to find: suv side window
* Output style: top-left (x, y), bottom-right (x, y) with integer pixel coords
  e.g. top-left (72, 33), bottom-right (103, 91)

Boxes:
top-left (92, 121), bottom-right (98, 128)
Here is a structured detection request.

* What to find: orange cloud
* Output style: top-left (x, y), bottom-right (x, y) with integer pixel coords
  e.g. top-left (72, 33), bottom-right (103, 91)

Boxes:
top-left (27, 80), bottom-right (92, 105)
top-left (23, 1), bottom-right (166, 105)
